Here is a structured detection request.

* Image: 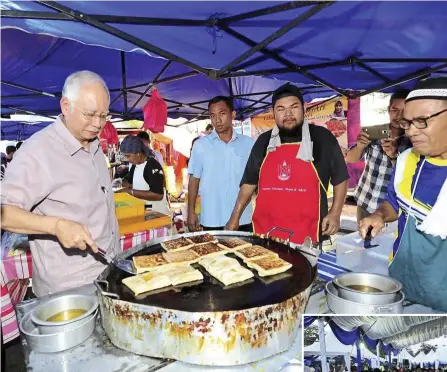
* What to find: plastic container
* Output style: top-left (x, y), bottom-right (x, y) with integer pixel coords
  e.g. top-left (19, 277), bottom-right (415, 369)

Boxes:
top-left (336, 231), bottom-right (395, 275)
top-left (114, 193), bottom-right (145, 220)
top-left (118, 210), bottom-right (171, 235)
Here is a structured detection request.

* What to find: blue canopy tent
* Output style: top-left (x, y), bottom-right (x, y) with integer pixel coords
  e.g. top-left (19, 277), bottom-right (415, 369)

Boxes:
top-left (1, 1), bottom-right (447, 122)
top-left (1, 28), bottom-right (326, 123)
top-left (0, 121), bottom-right (51, 141)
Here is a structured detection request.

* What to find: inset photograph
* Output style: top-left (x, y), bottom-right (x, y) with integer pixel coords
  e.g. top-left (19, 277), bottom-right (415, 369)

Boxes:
top-left (304, 316), bottom-right (447, 372)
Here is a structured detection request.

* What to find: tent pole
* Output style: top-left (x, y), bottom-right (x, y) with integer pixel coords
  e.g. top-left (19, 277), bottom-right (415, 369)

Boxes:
top-left (318, 318), bottom-right (329, 372)
top-left (1, 93), bottom-right (49, 99)
top-left (1, 10), bottom-right (208, 26)
top-left (1, 105), bottom-right (57, 119)
top-left (110, 92), bottom-right (124, 108)
top-left (120, 52), bottom-right (128, 113)
top-left (126, 89), bottom-right (206, 111)
top-left (229, 78), bottom-right (234, 101)
top-left (1, 80), bottom-right (59, 98)
top-left (225, 60), bottom-right (351, 78)
top-left (353, 59), bottom-right (391, 83)
top-left (113, 71), bottom-right (199, 92)
top-left (37, 1), bottom-right (212, 76)
top-left (357, 62), bottom-right (447, 97)
top-left (219, 1), bottom-right (329, 24)
top-left (222, 68), bottom-right (293, 78)
top-left (218, 2), bottom-right (334, 75)
top-left (356, 340), bottom-right (362, 372)
top-left (182, 109), bottom-right (209, 125)
top-left (155, 70), bottom-right (199, 84)
top-left (358, 58), bottom-right (447, 63)
top-left (236, 97), bottom-right (272, 105)
top-left (220, 26), bottom-right (348, 97)
top-left (187, 90), bottom-right (276, 106)
top-left (237, 92), bottom-right (272, 119)
top-left (242, 102), bottom-right (271, 116)
top-left (376, 342), bottom-right (381, 369)
top-left (128, 60), bottom-right (172, 113)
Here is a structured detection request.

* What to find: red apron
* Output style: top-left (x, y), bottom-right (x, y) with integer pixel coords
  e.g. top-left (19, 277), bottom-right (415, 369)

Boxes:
top-left (252, 143), bottom-right (321, 244)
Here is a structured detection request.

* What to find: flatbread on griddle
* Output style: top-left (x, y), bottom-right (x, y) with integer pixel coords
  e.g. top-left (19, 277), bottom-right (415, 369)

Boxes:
top-left (162, 249), bottom-right (200, 265)
top-left (161, 237), bottom-right (195, 252)
top-left (199, 255), bottom-right (240, 272)
top-left (199, 255), bottom-right (254, 286)
top-left (210, 266), bottom-right (254, 286)
top-left (216, 238), bottom-right (252, 251)
top-left (164, 265), bottom-right (204, 286)
top-left (122, 271), bottom-right (171, 296)
top-left (185, 233), bottom-right (218, 246)
top-left (233, 245), bottom-right (278, 262)
top-left (132, 253), bottom-right (171, 274)
top-left (246, 256), bottom-right (292, 277)
top-left (123, 265), bottom-right (203, 296)
top-left (190, 243), bottom-right (227, 258)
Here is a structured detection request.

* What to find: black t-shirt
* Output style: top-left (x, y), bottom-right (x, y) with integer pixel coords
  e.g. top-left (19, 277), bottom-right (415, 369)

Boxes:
top-left (241, 125), bottom-right (349, 237)
top-left (127, 157), bottom-right (165, 195)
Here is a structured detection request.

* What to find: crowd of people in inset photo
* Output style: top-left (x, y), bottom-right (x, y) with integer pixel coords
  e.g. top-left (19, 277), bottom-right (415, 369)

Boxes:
top-left (306, 366), bottom-right (447, 372)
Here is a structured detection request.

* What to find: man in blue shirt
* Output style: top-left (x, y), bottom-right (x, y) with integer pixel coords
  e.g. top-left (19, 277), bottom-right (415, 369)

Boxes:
top-left (187, 96), bottom-right (254, 232)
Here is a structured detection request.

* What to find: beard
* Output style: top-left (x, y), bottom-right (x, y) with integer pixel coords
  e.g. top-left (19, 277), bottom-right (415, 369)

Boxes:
top-left (277, 118), bottom-right (304, 137)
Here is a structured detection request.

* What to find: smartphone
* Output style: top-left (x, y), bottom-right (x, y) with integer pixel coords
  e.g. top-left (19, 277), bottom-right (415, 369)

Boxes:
top-left (363, 124), bottom-right (390, 140)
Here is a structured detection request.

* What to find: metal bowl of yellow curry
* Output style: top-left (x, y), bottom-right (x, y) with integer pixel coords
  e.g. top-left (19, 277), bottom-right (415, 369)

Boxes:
top-left (31, 294), bottom-right (98, 335)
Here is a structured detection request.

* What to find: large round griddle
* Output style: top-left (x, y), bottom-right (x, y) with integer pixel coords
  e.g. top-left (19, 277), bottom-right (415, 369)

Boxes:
top-left (101, 232), bottom-right (315, 312)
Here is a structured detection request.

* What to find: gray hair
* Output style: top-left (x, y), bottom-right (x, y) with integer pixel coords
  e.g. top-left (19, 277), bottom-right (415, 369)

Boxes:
top-left (62, 71), bottom-right (110, 106)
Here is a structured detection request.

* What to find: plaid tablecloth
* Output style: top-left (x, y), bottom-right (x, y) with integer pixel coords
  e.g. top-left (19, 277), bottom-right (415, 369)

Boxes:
top-left (1, 226), bottom-right (169, 343)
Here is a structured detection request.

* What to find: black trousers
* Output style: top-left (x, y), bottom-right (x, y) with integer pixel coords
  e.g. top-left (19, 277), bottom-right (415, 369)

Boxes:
top-left (201, 223), bottom-right (253, 232)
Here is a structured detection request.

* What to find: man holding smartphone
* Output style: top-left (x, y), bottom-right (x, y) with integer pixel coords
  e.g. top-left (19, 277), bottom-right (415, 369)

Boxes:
top-left (346, 90), bottom-right (412, 222)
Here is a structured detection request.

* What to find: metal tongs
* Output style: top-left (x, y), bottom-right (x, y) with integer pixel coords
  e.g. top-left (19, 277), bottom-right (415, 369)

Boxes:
top-left (96, 248), bottom-right (137, 275)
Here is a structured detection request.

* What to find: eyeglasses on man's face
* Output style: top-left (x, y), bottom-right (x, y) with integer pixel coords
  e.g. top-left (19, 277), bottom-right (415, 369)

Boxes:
top-left (398, 107), bottom-right (447, 130)
top-left (72, 102), bottom-right (111, 122)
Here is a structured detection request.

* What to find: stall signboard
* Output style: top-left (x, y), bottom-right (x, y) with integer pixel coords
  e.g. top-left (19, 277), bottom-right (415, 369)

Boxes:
top-left (250, 97), bottom-right (349, 149)
top-left (305, 96), bottom-right (348, 151)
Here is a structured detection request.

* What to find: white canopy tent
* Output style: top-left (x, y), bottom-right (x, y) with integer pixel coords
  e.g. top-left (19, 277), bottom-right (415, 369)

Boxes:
top-left (413, 350), bottom-right (437, 367)
top-left (305, 320), bottom-right (386, 372)
top-left (332, 316), bottom-right (447, 349)
top-left (306, 317), bottom-right (446, 372)
top-left (304, 325), bottom-right (355, 356)
top-left (305, 320), bottom-right (355, 372)
top-left (394, 348), bottom-right (414, 362)
top-left (436, 345), bottom-right (447, 364)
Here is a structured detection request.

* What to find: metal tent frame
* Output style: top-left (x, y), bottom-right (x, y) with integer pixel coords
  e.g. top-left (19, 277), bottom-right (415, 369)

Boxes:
top-left (2, 0), bottom-right (447, 122)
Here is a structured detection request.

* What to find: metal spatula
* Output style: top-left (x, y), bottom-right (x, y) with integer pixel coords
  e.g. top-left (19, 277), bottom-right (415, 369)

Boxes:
top-left (343, 227), bottom-right (379, 254)
top-left (97, 248), bottom-right (137, 275)
top-left (363, 226), bottom-right (379, 249)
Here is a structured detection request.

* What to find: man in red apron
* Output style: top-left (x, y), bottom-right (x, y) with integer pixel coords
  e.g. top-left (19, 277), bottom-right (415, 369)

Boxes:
top-left (225, 84), bottom-right (349, 244)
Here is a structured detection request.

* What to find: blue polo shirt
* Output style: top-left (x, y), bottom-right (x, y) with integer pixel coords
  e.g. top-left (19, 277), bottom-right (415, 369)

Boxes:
top-left (188, 130), bottom-right (254, 227)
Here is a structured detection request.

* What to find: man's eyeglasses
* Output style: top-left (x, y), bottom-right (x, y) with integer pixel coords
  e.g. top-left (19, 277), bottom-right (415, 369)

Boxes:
top-left (73, 102), bottom-right (111, 122)
top-left (398, 107), bottom-right (447, 130)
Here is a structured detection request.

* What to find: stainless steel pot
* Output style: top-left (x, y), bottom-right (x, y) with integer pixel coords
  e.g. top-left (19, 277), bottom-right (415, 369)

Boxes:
top-left (326, 282), bottom-right (404, 314)
top-left (332, 272), bottom-right (402, 305)
top-left (20, 309), bottom-right (98, 353)
top-left (31, 294), bottom-right (98, 335)
top-left (96, 230), bottom-right (317, 366)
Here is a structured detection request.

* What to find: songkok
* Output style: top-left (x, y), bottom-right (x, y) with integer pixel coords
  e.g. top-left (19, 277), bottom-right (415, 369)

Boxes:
top-left (406, 77), bottom-right (447, 102)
